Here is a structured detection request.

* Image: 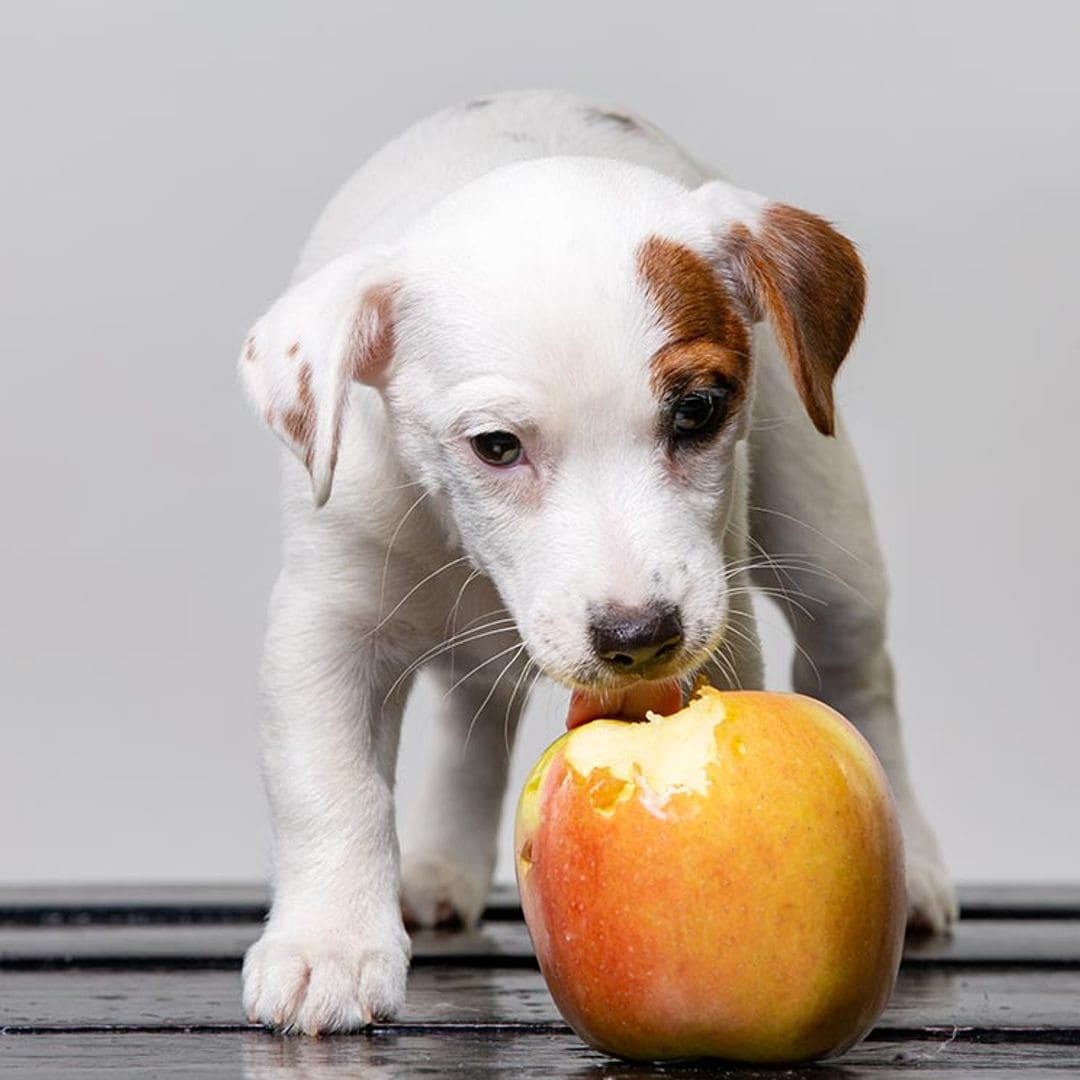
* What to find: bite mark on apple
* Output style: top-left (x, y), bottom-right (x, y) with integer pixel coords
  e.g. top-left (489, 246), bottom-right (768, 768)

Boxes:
top-left (563, 688), bottom-right (731, 805)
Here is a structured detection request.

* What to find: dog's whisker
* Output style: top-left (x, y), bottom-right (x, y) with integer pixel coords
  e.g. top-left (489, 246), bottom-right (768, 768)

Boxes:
top-left (725, 582), bottom-right (821, 607)
top-left (445, 616), bottom-right (519, 685)
top-left (734, 554), bottom-right (871, 608)
top-left (528, 662), bottom-right (548, 709)
top-left (445, 568), bottom-right (483, 639)
top-left (369, 477), bottom-right (428, 495)
top-left (446, 572), bottom-right (493, 684)
top-left (724, 585), bottom-right (818, 623)
top-left (686, 560), bottom-right (823, 618)
top-left (737, 529), bottom-right (806, 608)
top-left (377, 489), bottom-right (432, 622)
top-left (447, 617), bottom-right (522, 691)
top-left (461, 644), bottom-right (527, 757)
top-left (365, 554), bottom-right (473, 642)
top-left (444, 606), bottom-right (517, 686)
top-left (381, 622), bottom-right (520, 709)
top-left (456, 608), bottom-right (514, 633)
top-left (721, 636), bottom-right (744, 688)
top-left (402, 619), bottom-right (518, 676)
top-left (518, 663), bottom-right (552, 753)
top-left (443, 640), bottom-right (528, 699)
top-left (734, 555), bottom-right (855, 592)
top-left (747, 504), bottom-right (870, 569)
top-left (720, 552), bottom-right (841, 584)
top-left (725, 546), bottom-right (821, 564)
top-left (504, 656), bottom-right (538, 761)
top-left (725, 606), bottom-right (824, 693)
top-left (723, 542), bottom-right (833, 569)
top-left (705, 635), bottom-right (740, 690)
top-left (715, 618), bottom-right (765, 680)
top-left (693, 550), bottom-right (860, 621)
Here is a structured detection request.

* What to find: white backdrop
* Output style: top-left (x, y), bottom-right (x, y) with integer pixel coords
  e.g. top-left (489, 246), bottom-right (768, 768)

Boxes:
top-left (1, 0), bottom-right (1077, 887)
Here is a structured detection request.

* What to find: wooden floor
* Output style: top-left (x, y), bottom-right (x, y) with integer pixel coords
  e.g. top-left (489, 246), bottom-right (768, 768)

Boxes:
top-left (1, 884), bottom-right (1078, 1077)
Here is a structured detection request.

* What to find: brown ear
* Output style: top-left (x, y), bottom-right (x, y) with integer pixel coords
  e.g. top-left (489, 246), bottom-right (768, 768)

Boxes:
top-left (695, 183), bottom-right (866, 435)
top-left (239, 248), bottom-right (398, 507)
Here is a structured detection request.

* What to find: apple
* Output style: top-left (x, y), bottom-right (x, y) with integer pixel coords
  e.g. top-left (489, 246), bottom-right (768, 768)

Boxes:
top-left (514, 685), bottom-right (905, 1063)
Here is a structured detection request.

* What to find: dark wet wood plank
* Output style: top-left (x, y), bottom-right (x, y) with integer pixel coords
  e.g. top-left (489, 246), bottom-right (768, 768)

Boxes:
top-left (3, 919), bottom-right (1079, 968)
top-left (0, 921), bottom-right (531, 968)
top-left (2, 883), bottom-right (1077, 925)
top-left (0, 883), bottom-right (270, 907)
top-left (4, 966), bottom-right (1080, 1033)
top-left (0, 967), bottom-right (555, 1030)
top-left (0, 883), bottom-right (268, 925)
top-left (1, 1030), bottom-right (1079, 1078)
top-left (0, 883), bottom-right (520, 925)
top-left (902, 919), bottom-right (1080, 964)
top-left (957, 883), bottom-right (1080, 919)
top-left (3, 888), bottom-right (1078, 1076)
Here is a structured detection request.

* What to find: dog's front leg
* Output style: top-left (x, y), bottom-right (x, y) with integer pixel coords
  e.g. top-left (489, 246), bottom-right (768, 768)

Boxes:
top-left (748, 333), bottom-right (957, 933)
top-left (242, 576), bottom-right (412, 1034)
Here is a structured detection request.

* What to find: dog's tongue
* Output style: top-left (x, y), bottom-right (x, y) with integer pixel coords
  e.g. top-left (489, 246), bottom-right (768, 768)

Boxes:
top-left (566, 680), bottom-right (683, 730)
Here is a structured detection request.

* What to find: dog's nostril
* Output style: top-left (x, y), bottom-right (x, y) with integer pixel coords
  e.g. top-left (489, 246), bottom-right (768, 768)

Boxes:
top-left (590, 603), bottom-right (684, 673)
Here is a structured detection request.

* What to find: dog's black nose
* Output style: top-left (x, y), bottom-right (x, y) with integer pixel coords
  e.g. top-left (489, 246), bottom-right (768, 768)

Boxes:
top-left (590, 604), bottom-right (684, 673)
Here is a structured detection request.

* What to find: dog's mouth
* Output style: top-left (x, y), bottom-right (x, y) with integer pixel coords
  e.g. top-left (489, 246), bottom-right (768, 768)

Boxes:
top-left (561, 625), bottom-right (732, 730)
top-left (565, 679), bottom-right (684, 730)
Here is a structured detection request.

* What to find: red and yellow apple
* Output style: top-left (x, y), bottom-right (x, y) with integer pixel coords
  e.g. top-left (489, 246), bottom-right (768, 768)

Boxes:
top-left (515, 685), bottom-right (905, 1063)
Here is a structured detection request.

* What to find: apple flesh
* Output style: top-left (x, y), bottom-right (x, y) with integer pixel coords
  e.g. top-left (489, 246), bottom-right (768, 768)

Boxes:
top-left (514, 686), bottom-right (906, 1063)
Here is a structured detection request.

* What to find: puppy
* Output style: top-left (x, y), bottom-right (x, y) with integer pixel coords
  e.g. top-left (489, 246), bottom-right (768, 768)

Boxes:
top-left (238, 90), bottom-right (955, 1035)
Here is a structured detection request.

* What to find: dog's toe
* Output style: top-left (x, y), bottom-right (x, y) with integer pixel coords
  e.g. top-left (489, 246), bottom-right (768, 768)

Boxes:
top-left (243, 927), bottom-right (409, 1034)
top-left (400, 853), bottom-right (487, 930)
top-left (905, 850), bottom-right (959, 934)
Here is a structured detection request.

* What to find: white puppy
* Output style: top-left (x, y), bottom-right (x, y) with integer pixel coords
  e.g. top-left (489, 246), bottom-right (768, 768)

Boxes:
top-left (238, 90), bottom-right (955, 1035)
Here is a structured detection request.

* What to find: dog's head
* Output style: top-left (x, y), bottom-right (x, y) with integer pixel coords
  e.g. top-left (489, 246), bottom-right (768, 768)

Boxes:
top-left (241, 160), bottom-right (864, 703)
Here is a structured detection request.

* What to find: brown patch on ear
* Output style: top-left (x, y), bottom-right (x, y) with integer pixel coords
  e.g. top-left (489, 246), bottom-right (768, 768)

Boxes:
top-left (637, 236), bottom-right (751, 400)
top-left (350, 283), bottom-right (398, 384)
top-left (286, 341), bottom-right (300, 359)
top-left (282, 361), bottom-right (316, 469)
top-left (726, 206), bottom-right (865, 435)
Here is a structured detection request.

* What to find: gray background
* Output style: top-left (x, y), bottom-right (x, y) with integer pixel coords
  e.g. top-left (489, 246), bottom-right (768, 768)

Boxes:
top-left (1, 0), bottom-right (1077, 888)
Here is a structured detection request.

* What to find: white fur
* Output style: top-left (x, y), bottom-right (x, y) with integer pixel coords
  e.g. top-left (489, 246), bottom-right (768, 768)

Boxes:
top-left (238, 90), bottom-right (955, 1035)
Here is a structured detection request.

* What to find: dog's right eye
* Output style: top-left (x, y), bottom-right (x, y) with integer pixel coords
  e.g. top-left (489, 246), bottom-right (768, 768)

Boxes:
top-left (470, 431), bottom-right (523, 467)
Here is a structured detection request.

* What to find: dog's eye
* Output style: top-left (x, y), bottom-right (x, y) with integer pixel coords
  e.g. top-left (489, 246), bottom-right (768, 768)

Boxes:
top-left (671, 388), bottom-right (728, 440)
top-left (471, 431), bottom-right (523, 467)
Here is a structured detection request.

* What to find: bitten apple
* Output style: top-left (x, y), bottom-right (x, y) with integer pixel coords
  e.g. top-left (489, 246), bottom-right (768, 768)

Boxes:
top-left (514, 686), bottom-right (906, 1063)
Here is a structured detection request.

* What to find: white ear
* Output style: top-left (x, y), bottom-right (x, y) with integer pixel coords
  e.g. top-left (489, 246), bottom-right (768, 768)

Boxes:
top-left (238, 248), bottom-right (398, 507)
top-left (692, 180), bottom-right (866, 436)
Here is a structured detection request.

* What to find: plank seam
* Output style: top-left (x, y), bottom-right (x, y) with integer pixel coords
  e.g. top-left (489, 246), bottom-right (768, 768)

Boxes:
top-left (2, 1024), bottom-right (1078, 1044)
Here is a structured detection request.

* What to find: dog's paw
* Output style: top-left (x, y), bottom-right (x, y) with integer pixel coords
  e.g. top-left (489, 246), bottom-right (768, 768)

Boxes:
top-left (905, 848), bottom-right (958, 934)
top-left (400, 853), bottom-right (488, 930)
top-left (242, 926), bottom-right (410, 1034)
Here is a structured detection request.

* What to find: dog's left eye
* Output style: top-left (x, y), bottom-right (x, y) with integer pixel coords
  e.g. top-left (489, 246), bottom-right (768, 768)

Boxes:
top-left (471, 431), bottom-right (523, 467)
top-left (671, 388), bottom-right (728, 440)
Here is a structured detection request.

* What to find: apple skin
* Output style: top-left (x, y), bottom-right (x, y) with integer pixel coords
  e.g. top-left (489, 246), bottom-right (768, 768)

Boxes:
top-left (514, 688), bottom-right (906, 1063)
